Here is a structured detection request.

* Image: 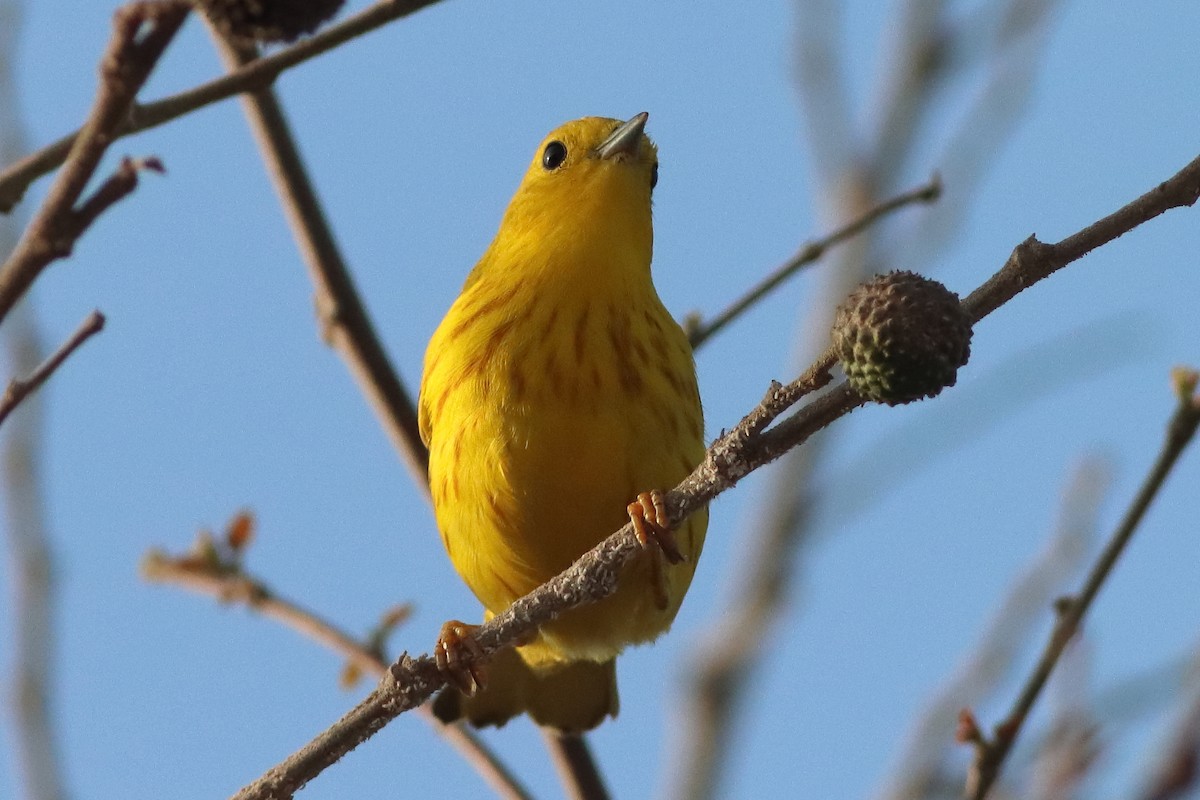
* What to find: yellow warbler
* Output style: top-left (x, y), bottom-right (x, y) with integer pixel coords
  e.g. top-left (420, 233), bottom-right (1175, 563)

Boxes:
top-left (418, 113), bottom-right (707, 732)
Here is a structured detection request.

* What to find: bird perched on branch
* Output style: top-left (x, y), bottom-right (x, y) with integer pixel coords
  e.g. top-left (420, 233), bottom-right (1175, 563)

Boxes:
top-left (419, 112), bottom-right (707, 732)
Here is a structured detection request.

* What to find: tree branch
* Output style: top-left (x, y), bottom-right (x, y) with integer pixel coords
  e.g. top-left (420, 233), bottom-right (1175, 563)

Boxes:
top-left (140, 522), bottom-right (533, 800)
top-left (0, 309), bottom-right (104, 429)
top-left (0, 1), bottom-right (187, 324)
top-left (229, 149), bottom-right (1200, 800)
top-left (0, 0), bottom-right (448, 214)
top-left (684, 175), bottom-right (942, 350)
top-left (966, 368), bottom-right (1200, 799)
top-left (207, 27), bottom-right (428, 486)
top-left (792, 0), bottom-right (857, 186)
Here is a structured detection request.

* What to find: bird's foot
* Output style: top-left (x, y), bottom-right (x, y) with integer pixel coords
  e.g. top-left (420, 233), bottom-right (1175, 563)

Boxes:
top-left (628, 489), bottom-right (684, 565)
top-left (435, 620), bottom-right (488, 695)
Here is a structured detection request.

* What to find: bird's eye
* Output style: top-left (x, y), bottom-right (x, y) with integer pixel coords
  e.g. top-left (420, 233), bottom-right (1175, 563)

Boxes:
top-left (542, 141), bottom-right (568, 171)
top-left (650, 162), bottom-right (659, 190)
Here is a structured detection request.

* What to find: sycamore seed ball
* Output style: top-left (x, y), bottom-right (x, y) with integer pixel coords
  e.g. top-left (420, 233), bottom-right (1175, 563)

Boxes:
top-left (195, 0), bottom-right (345, 45)
top-left (832, 270), bottom-right (972, 406)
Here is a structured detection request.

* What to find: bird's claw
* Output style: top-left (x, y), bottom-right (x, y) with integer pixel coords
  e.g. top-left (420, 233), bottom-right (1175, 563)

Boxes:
top-left (628, 490), bottom-right (684, 564)
top-left (435, 620), bottom-right (488, 695)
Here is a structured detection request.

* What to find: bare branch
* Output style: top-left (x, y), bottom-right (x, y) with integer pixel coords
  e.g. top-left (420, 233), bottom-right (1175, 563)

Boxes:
top-left (0, 309), bottom-right (104, 429)
top-left (896, 0), bottom-right (1064, 271)
top-left (967, 368), bottom-right (1200, 799)
top-left (230, 151), bottom-right (1200, 800)
top-left (0, 0), bottom-right (448, 213)
top-left (0, 1), bottom-right (188, 325)
top-left (685, 175), bottom-right (941, 350)
top-left (141, 523), bottom-right (533, 800)
top-left (207, 28), bottom-right (428, 488)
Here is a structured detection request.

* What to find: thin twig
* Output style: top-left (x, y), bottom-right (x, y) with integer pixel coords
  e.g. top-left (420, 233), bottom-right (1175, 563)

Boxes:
top-left (231, 150), bottom-right (1200, 800)
top-left (0, 309), bottom-right (103, 429)
top-left (0, 1), bottom-right (187, 324)
top-left (209, 28), bottom-right (428, 487)
top-left (961, 154), bottom-right (1200, 323)
top-left (0, 0), bottom-right (448, 213)
top-left (966, 370), bottom-right (1200, 799)
top-left (684, 175), bottom-right (942, 349)
top-left (140, 547), bottom-right (534, 800)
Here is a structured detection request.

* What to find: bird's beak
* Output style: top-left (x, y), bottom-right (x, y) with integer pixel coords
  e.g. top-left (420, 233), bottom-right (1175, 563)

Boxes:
top-left (595, 112), bottom-right (648, 160)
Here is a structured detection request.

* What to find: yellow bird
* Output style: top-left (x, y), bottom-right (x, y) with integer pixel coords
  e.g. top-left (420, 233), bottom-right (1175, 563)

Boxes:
top-left (418, 113), bottom-right (707, 732)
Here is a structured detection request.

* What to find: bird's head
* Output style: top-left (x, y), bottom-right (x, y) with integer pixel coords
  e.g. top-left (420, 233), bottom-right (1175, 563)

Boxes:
top-left (493, 114), bottom-right (659, 275)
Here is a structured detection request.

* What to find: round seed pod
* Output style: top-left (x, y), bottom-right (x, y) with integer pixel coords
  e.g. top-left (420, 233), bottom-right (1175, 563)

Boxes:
top-left (195, 0), bottom-right (345, 45)
top-left (832, 270), bottom-right (972, 406)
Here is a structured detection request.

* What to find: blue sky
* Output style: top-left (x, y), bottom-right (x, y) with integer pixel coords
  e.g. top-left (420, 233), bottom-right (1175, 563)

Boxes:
top-left (3, 1), bottom-right (1200, 798)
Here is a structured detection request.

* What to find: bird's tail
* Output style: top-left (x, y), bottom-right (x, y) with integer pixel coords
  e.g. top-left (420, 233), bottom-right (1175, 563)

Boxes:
top-left (431, 643), bottom-right (618, 734)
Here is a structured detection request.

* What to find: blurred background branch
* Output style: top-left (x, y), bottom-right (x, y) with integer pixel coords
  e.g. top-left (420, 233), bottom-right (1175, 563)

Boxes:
top-left (875, 458), bottom-right (1110, 800)
top-left (1132, 639), bottom-right (1200, 800)
top-left (1, 305), bottom-right (64, 800)
top-left (968, 371), bottom-right (1200, 798)
top-left (0, 0), bottom-right (67, 795)
top-left (668, 2), bottom-right (1064, 796)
